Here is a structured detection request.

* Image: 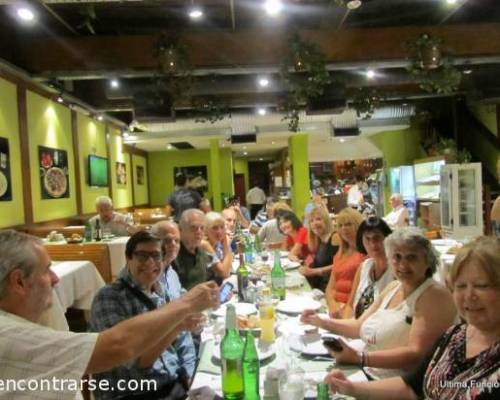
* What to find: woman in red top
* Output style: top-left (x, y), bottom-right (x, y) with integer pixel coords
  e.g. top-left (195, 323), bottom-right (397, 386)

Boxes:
top-left (277, 210), bottom-right (310, 262)
top-left (326, 208), bottom-right (366, 316)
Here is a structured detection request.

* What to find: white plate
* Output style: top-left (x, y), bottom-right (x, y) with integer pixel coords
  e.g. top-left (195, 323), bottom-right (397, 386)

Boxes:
top-left (280, 251), bottom-right (289, 258)
top-left (276, 298), bottom-right (321, 315)
top-left (290, 337), bottom-right (330, 356)
top-left (281, 259), bottom-right (301, 270)
top-left (277, 317), bottom-right (319, 336)
top-left (212, 302), bottom-right (258, 318)
top-left (212, 340), bottom-right (275, 361)
top-left (431, 239), bottom-right (458, 246)
top-left (285, 274), bottom-right (305, 288)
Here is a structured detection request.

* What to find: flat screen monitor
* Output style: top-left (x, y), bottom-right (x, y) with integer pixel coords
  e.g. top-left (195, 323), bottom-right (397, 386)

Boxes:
top-left (88, 155), bottom-right (109, 187)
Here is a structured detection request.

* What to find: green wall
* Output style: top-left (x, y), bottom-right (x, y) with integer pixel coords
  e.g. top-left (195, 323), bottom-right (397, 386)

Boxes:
top-left (109, 127), bottom-right (133, 209)
top-left (220, 148), bottom-right (234, 198)
top-left (0, 78), bottom-right (24, 228)
top-left (27, 91), bottom-right (77, 222)
top-left (148, 149), bottom-right (211, 207)
top-left (469, 104), bottom-right (497, 137)
top-left (77, 114), bottom-right (108, 214)
top-left (132, 154), bottom-right (149, 205)
top-left (370, 126), bottom-right (426, 211)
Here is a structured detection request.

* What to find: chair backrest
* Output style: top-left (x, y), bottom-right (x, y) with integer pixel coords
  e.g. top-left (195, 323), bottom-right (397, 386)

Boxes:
top-left (45, 243), bottom-right (112, 283)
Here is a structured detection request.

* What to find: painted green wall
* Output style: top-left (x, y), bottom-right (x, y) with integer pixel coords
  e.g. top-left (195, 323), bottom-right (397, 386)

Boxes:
top-left (233, 158), bottom-right (249, 197)
top-left (220, 148), bottom-right (234, 198)
top-left (289, 133), bottom-right (310, 219)
top-left (370, 126), bottom-right (427, 211)
top-left (109, 127), bottom-right (133, 209)
top-left (148, 149), bottom-right (211, 206)
top-left (27, 91), bottom-right (77, 222)
top-left (469, 104), bottom-right (497, 137)
top-left (132, 154), bottom-right (149, 205)
top-left (0, 78), bottom-right (24, 228)
top-left (77, 114), bottom-right (109, 214)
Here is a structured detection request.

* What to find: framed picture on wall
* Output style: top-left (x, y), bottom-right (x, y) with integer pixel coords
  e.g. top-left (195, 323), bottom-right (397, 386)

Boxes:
top-left (174, 166), bottom-right (208, 193)
top-left (39, 145), bottom-right (70, 199)
top-left (116, 162), bottom-right (127, 185)
top-left (0, 137), bottom-right (12, 201)
top-left (136, 165), bottom-right (144, 185)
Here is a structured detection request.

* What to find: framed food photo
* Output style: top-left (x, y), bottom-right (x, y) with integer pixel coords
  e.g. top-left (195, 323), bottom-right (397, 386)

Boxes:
top-left (116, 162), bottom-right (127, 185)
top-left (136, 165), bottom-right (144, 185)
top-left (39, 146), bottom-right (70, 199)
top-left (0, 137), bottom-right (12, 201)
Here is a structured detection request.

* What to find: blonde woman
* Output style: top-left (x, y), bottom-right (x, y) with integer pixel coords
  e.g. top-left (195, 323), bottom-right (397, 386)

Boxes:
top-left (200, 211), bottom-right (232, 279)
top-left (299, 206), bottom-right (339, 291)
top-left (325, 208), bottom-right (366, 316)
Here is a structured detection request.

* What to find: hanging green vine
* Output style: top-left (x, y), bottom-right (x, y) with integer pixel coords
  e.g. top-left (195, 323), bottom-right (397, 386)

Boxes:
top-left (192, 97), bottom-right (231, 124)
top-left (279, 33), bottom-right (331, 131)
top-left (349, 87), bottom-right (385, 119)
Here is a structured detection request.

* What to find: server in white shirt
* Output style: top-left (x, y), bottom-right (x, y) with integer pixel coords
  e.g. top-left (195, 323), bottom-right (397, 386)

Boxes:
top-left (0, 230), bottom-right (219, 400)
top-left (246, 182), bottom-right (267, 219)
top-left (384, 193), bottom-right (410, 229)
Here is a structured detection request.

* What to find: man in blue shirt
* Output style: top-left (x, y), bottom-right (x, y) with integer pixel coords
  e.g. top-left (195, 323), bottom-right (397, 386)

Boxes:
top-left (90, 231), bottom-right (203, 400)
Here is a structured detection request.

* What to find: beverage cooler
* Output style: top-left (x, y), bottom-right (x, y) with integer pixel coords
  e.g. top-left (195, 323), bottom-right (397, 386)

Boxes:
top-left (389, 165), bottom-right (417, 225)
top-left (440, 163), bottom-right (483, 240)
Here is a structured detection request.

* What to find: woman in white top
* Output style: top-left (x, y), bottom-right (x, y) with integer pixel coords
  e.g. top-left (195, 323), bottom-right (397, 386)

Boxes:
top-left (343, 216), bottom-right (394, 319)
top-left (302, 227), bottom-right (456, 378)
top-left (200, 212), bottom-right (233, 279)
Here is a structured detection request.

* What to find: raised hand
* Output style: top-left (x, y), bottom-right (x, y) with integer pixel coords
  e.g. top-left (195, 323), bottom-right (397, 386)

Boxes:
top-left (182, 281), bottom-right (220, 313)
top-left (300, 309), bottom-right (323, 327)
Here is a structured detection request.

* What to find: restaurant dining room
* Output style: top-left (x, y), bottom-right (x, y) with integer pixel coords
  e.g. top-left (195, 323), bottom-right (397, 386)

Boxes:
top-left (0, 0), bottom-right (499, 399)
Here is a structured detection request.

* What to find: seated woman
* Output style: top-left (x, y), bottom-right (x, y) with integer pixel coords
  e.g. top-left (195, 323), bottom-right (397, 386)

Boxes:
top-left (325, 208), bottom-right (366, 316)
top-left (257, 202), bottom-right (291, 249)
top-left (343, 216), bottom-right (394, 319)
top-left (324, 236), bottom-right (500, 400)
top-left (299, 206), bottom-right (339, 291)
top-left (200, 211), bottom-right (233, 279)
top-left (302, 227), bottom-right (456, 379)
top-left (277, 210), bottom-right (310, 262)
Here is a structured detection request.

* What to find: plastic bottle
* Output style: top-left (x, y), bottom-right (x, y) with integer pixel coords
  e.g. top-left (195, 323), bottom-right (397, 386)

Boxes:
top-left (259, 287), bottom-right (275, 343)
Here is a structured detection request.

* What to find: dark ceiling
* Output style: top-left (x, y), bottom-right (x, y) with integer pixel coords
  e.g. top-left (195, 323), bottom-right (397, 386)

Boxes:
top-left (1, 0), bottom-right (500, 126)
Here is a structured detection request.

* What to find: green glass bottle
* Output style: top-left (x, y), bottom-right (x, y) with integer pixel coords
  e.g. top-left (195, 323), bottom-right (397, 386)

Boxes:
top-left (271, 250), bottom-right (286, 300)
top-left (237, 249), bottom-right (249, 302)
top-left (253, 235), bottom-right (262, 255)
top-left (243, 330), bottom-right (260, 400)
top-left (317, 382), bottom-right (330, 400)
top-left (221, 304), bottom-right (244, 400)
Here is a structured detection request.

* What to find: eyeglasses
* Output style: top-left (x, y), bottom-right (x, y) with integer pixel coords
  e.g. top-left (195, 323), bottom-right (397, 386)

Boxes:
top-left (133, 251), bottom-right (163, 263)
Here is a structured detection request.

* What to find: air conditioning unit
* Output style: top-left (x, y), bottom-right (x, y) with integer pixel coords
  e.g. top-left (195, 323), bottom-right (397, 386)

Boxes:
top-left (231, 133), bottom-right (257, 144)
top-left (332, 126), bottom-right (360, 137)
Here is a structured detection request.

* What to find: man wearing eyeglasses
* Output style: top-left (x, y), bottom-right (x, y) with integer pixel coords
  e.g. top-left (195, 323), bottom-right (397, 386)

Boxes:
top-left (89, 231), bottom-right (209, 400)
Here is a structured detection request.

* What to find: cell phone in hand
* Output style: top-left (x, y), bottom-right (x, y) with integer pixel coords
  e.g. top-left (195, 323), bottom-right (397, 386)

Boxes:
top-left (219, 282), bottom-right (234, 303)
top-left (322, 337), bottom-right (344, 352)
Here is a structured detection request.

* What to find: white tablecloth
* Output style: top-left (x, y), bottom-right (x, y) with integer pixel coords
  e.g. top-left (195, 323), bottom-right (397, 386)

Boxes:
top-left (38, 260), bottom-right (105, 331)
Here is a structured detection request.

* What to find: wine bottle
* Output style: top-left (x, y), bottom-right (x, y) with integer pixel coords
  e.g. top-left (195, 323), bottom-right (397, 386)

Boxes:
top-left (220, 304), bottom-right (244, 400)
top-left (271, 250), bottom-right (285, 300)
top-left (236, 250), bottom-right (249, 302)
top-left (94, 219), bottom-right (102, 242)
top-left (243, 330), bottom-right (260, 400)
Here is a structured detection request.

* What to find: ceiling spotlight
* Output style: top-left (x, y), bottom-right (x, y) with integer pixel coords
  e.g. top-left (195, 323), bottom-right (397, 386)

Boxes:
top-left (259, 158), bottom-right (263, 161)
top-left (258, 108), bottom-right (267, 116)
top-left (366, 69), bottom-right (375, 79)
top-left (243, 151), bottom-right (248, 156)
top-left (446, 0), bottom-right (457, 4)
top-left (346, 0), bottom-right (362, 10)
top-left (17, 7), bottom-right (35, 22)
top-left (57, 96), bottom-right (64, 103)
top-left (188, 7), bottom-right (203, 19)
top-left (167, 144), bottom-right (173, 150)
top-left (339, 138), bottom-right (345, 143)
top-left (97, 115), bottom-right (103, 121)
top-left (122, 131), bottom-right (130, 138)
top-left (263, 0), bottom-right (283, 16)
top-left (110, 79), bottom-right (119, 89)
top-left (463, 69), bottom-right (472, 74)
top-left (258, 77), bottom-right (269, 87)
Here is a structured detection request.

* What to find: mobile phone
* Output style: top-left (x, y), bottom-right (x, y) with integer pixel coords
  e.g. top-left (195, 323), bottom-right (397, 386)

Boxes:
top-left (219, 282), bottom-right (234, 303)
top-left (322, 337), bottom-right (344, 352)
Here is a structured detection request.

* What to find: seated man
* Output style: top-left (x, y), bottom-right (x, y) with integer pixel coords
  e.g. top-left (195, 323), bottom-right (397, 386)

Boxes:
top-left (0, 230), bottom-right (219, 400)
top-left (384, 193), bottom-right (410, 229)
top-left (88, 195), bottom-right (132, 236)
top-left (174, 209), bottom-right (223, 289)
top-left (90, 231), bottom-right (205, 400)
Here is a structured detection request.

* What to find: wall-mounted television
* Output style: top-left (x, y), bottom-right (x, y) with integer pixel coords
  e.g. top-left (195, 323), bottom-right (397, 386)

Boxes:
top-left (88, 155), bottom-right (109, 187)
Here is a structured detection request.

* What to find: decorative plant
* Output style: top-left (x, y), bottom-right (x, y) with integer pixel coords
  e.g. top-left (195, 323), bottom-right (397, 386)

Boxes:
top-left (405, 33), bottom-right (462, 95)
top-left (349, 87), bottom-right (385, 119)
top-left (434, 138), bottom-right (472, 163)
top-left (279, 33), bottom-right (331, 131)
top-left (192, 97), bottom-right (231, 124)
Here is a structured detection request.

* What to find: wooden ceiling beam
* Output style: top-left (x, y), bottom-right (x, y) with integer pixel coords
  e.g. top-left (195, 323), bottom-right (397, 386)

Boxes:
top-left (15, 24), bottom-right (500, 75)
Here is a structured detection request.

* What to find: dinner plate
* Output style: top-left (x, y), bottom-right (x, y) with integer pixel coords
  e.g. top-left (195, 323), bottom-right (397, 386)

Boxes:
top-left (0, 171), bottom-right (8, 197)
top-left (281, 259), bottom-right (301, 270)
top-left (277, 317), bottom-right (318, 337)
top-left (212, 340), bottom-right (275, 362)
top-left (276, 298), bottom-right (321, 315)
top-left (285, 274), bottom-right (304, 288)
top-left (212, 302), bottom-right (258, 318)
top-left (289, 337), bottom-right (330, 357)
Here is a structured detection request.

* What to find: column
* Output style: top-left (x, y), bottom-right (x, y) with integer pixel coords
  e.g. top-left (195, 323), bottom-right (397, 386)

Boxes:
top-left (288, 133), bottom-right (310, 219)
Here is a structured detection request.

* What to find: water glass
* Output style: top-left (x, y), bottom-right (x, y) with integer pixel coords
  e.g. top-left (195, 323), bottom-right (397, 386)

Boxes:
top-left (102, 228), bottom-right (112, 240)
top-left (278, 366), bottom-right (305, 400)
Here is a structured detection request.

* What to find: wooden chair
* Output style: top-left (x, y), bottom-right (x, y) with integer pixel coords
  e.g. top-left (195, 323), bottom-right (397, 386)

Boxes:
top-left (45, 243), bottom-right (112, 283)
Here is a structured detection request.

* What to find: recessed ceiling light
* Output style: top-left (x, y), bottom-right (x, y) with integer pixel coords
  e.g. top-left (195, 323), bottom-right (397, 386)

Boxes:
top-left (57, 96), bottom-right (64, 103)
top-left (339, 138), bottom-right (345, 143)
top-left (259, 158), bottom-right (263, 161)
top-left (188, 8), bottom-right (203, 19)
top-left (258, 108), bottom-right (267, 116)
top-left (271, 141), bottom-right (275, 145)
top-left (122, 131), bottom-right (129, 138)
top-left (463, 69), bottom-right (472, 74)
top-left (446, 0), bottom-right (457, 4)
top-left (17, 7), bottom-right (35, 22)
top-left (167, 144), bottom-right (173, 150)
top-left (366, 69), bottom-right (375, 79)
top-left (110, 79), bottom-right (120, 89)
top-left (263, 0), bottom-right (283, 16)
top-left (97, 115), bottom-right (103, 121)
top-left (243, 151), bottom-right (248, 156)
top-left (346, 0), bottom-right (362, 10)
top-left (258, 77), bottom-right (269, 87)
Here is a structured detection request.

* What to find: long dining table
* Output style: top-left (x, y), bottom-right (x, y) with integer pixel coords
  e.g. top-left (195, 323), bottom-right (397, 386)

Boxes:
top-left (190, 252), bottom-right (365, 399)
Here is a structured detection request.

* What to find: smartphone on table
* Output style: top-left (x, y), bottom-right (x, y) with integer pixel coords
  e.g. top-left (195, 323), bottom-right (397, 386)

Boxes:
top-left (219, 281), bottom-right (234, 303)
